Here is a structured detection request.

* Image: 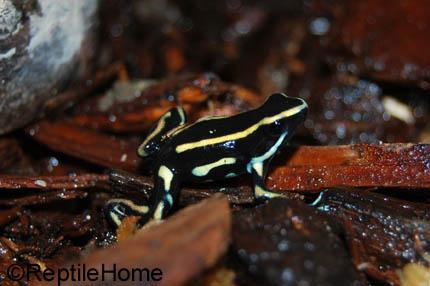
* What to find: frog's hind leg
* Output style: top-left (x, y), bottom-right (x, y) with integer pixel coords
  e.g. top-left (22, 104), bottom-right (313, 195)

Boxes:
top-left (104, 164), bottom-right (180, 228)
top-left (104, 198), bottom-right (150, 228)
top-left (249, 160), bottom-right (284, 201)
top-left (138, 107), bottom-right (187, 158)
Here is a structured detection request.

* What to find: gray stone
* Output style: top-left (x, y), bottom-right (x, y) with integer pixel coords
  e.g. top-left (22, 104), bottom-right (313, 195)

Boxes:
top-left (0, 0), bottom-right (98, 134)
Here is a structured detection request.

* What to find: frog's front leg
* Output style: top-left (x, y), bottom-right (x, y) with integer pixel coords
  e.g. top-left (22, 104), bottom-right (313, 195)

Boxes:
top-left (148, 164), bottom-right (181, 221)
top-left (249, 160), bottom-right (284, 201)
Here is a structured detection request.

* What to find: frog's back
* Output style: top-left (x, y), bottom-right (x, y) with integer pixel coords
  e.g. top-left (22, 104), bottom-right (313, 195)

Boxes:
top-left (162, 93), bottom-right (307, 154)
top-left (168, 109), bottom-right (261, 143)
top-left (169, 93), bottom-right (306, 142)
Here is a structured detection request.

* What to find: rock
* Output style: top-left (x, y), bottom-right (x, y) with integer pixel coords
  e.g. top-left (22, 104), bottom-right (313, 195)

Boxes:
top-left (0, 0), bottom-right (98, 134)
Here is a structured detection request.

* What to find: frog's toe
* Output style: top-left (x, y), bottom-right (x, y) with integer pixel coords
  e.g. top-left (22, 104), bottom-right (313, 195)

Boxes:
top-left (254, 185), bottom-right (286, 202)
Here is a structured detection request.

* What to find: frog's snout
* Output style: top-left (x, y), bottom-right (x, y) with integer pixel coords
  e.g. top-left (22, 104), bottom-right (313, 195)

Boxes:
top-left (293, 97), bottom-right (308, 119)
top-left (266, 93), bottom-right (308, 115)
top-left (277, 95), bottom-right (308, 134)
top-left (286, 96), bottom-right (308, 112)
top-left (283, 95), bottom-right (308, 122)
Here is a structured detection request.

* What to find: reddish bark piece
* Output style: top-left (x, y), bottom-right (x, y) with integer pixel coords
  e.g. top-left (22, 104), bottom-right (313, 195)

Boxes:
top-left (0, 191), bottom-right (87, 207)
top-left (0, 174), bottom-right (108, 189)
top-left (27, 120), bottom-right (140, 172)
top-left (283, 144), bottom-right (429, 167)
top-left (53, 194), bottom-right (231, 286)
top-left (268, 144), bottom-right (430, 191)
top-left (332, 0), bottom-right (430, 87)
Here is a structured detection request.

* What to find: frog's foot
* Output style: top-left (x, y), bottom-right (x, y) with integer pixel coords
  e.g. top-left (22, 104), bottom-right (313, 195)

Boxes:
top-left (249, 161), bottom-right (285, 202)
top-left (105, 164), bottom-right (180, 229)
top-left (254, 185), bottom-right (286, 202)
top-left (104, 198), bottom-right (150, 228)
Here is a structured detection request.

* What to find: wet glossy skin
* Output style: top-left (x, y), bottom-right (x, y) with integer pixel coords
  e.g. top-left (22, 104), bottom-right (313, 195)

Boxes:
top-left (106, 93), bottom-right (308, 227)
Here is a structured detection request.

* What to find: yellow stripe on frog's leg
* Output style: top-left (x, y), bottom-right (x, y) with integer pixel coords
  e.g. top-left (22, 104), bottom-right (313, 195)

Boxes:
top-left (158, 165), bottom-right (174, 191)
top-left (153, 201), bottom-right (165, 220)
top-left (108, 198), bottom-right (149, 214)
top-left (104, 198), bottom-right (150, 228)
top-left (138, 107), bottom-right (188, 158)
top-left (249, 160), bottom-right (284, 201)
top-left (150, 165), bottom-right (180, 221)
top-left (246, 130), bottom-right (289, 200)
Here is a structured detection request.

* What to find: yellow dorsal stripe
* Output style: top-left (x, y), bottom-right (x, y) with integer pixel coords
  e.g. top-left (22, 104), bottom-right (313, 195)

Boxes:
top-left (164, 124), bottom-right (188, 138)
top-left (175, 103), bottom-right (306, 153)
top-left (196, 115), bottom-right (228, 123)
top-left (167, 115), bottom-right (226, 137)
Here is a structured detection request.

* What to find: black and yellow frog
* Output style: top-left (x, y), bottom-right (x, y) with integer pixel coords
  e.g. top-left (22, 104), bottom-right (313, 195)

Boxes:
top-left (106, 93), bottom-right (308, 227)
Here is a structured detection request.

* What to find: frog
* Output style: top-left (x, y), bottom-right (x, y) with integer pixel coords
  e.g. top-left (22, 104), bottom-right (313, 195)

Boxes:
top-left (105, 93), bottom-right (308, 228)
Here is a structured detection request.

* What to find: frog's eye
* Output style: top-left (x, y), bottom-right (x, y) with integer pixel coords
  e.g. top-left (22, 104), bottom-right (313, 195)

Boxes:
top-left (268, 120), bottom-right (283, 135)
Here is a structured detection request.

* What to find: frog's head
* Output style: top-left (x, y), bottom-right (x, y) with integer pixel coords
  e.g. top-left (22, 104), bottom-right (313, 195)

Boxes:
top-left (261, 93), bottom-right (308, 138)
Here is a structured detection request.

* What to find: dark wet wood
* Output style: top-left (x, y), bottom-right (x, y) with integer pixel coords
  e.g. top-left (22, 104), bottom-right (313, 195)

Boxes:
top-left (330, 0), bottom-right (430, 87)
top-left (297, 77), bottom-right (415, 144)
top-left (0, 174), bottom-right (109, 189)
top-left (232, 198), bottom-right (363, 285)
top-left (314, 189), bottom-right (430, 285)
top-left (0, 191), bottom-right (88, 207)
